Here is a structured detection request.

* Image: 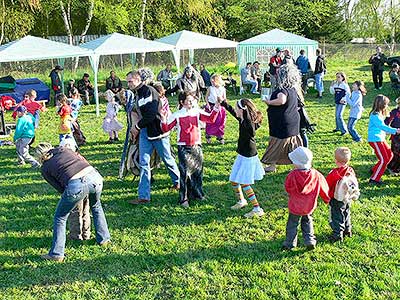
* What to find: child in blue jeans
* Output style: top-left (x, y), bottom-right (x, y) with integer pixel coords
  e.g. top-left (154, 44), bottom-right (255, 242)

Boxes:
top-left (346, 81), bottom-right (366, 142)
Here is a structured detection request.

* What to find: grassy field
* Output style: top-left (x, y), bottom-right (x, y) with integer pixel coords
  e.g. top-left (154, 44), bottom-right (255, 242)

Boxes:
top-left (1, 59), bottom-right (400, 299)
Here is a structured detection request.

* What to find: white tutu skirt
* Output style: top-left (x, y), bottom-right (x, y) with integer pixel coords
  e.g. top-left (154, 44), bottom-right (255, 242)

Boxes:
top-left (229, 154), bottom-right (265, 184)
top-left (102, 116), bottom-right (123, 133)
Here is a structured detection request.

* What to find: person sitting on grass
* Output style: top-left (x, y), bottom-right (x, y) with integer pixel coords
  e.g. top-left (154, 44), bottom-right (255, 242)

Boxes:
top-left (368, 95), bottom-right (400, 185)
top-left (77, 73), bottom-right (94, 105)
top-left (221, 98), bottom-right (265, 218)
top-left (160, 92), bottom-right (219, 208)
top-left (326, 147), bottom-right (359, 243)
top-left (36, 142), bottom-right (111, 262)
top-left (282, 147), bottom-right (330, 251)
top-left (13, 105), bottom-right (40, 168)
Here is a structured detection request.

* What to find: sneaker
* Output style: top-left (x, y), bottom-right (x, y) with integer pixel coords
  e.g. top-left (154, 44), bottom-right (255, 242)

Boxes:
top-left (343, 231), bottom-right (352, 238)
top-left (41, 254), bottom-right (64, 262)
top-left (99, 239), bottom-right (111, 247)
top-left (252, 91), bottom-right (260, 95)
top-left (264, 164), bottom-right (276, 173)
top-left (114, 137), bottom-right (119, 141)
top-left (340, 132), bottom-right (347, 136)
top-left (368, 179), bottom-right (384, 186)
top-left (219, 138), bottom-right (225, 145)
top-left (17, 161), bottom-right (26, 166)
top-left (306, 244), bottom-right (316, 250)
top-left (128, 198), bottom-right (150, 205)
top-left (388, 169), bottom-right (400, 176)
top-left (328, 234), bottom-right (343, 243)
top-left (281, 245), bottom-right (293, 251)
top-left (180, 200), bottom-right (189, 208)
top-left (107, 138), bottom-right (114, 144)
top-left (332, 129), bottom-right (339, 133)
top-left (206, 138), bottom-right (211, 144)
top-left (244, 207), bottom-right (265, 218)
top-left (231, 201), bottom-right (248, 210)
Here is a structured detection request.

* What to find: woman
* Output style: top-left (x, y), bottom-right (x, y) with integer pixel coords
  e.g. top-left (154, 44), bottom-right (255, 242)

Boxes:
top-left (168, 65), bottom-right (205, 100)
top-left (261, 63), bottom-right (303, 172)
top-left (36, 142), bottom-right (110, 262)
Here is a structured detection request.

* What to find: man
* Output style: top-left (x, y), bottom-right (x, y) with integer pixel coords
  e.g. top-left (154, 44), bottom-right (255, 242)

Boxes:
top-left (49, 65), bottom-right (63, 106)
top-left (157, 64), bottom-right (173, 89)
top-left (314, 48), bottom-right (326, 99)
top-left (250, 61), bottom-right (262, 92)
top-left (369, 46), bottom-right (387, 90)
top-left (77, 73), bottom-right (94, 105)
top-left (200, 64), bottom-right (211, 87)
top-left (126, 70), bottom-right (180, 204)
top-left (105, 71), bottom-right (122, 100)
top-left (269, 48), bottom-right (283, 90)
top-left (296, 49), bottom-right (311, 93)
top-left (240, 62), bottom-right (258, 94)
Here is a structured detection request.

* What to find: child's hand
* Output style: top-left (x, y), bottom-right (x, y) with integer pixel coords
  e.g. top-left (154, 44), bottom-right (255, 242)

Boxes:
top-left (214, 102), bottom-right (221, 111)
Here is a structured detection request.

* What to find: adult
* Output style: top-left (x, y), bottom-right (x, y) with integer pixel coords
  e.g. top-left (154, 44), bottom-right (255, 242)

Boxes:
top-left (106, 71), bottom-right (123, 98)
top-left (169, 65), bottom-right (205, 100)
top-left (240, 62), bottom-right (258, 94)
top-left (49, 65), bottom-right (63, 106)
top-left (314, 48), bottom-right (326, 99)
top-left (389, 63), bottom-right (400, 89)
top-left (157, 64), bottom-right (173, 89)
top-left (296, 49), bottom-right (311, 94)
top-left (200, 64), bottom-right (212, 87)
top-left (250, 61), bottom-right (262, 92)
top-left (261, 63), bottom-right (303, 172)
top-left (369, 46), bottom-right (387, 90)
top-left (282, 49), bottom-right (295, 65)
top-left (269, 48), bottom-right (283, 90)
top-left (36, 142), bottom-right (110, 262)
top-left (77, 73), bottom-right (94, 105)
top-left (125, 70), bottom-right (180, 204)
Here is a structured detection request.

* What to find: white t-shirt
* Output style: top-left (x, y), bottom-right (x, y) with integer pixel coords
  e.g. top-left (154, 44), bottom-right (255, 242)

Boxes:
top-left (207, 86), bottom-right (226, 104)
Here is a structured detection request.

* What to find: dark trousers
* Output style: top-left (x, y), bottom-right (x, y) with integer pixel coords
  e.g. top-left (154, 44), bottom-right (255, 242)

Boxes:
top-left (329, 198), bottom-right (351, 239)
top-left (372, 69), bottom-right (383, 89)
top-left (178, 145), bottom-right (204, 203)
top-left (283, 213), bottom-right (316, 248)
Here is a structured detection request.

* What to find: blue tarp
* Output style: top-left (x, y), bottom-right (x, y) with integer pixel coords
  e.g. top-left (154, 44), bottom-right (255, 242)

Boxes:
top-left (0, 78), bottom-right (50, 103)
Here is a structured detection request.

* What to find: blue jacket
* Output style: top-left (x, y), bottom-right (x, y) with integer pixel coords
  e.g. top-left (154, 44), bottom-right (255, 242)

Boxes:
top-left (346, 90), bottom-right (364, 119)
top-left (368, 113), bottom-right (397, 142)
top-left (14, 114), bottom-right (35, 141)
top-left (296, 55), bottom-right (310, 74)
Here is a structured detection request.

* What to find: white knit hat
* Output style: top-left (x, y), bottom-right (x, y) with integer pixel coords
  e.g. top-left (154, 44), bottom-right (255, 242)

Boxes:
top-left (288, 146), bottom-right (313, 169)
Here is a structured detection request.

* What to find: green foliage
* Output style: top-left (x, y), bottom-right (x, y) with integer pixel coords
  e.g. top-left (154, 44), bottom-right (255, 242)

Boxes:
top-left (1, 60), bottom-right (400, 299)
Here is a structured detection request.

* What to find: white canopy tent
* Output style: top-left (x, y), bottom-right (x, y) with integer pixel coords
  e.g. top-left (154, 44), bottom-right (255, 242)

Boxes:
top-left (81, 32), bottom-right (176, 115)
top-left (0, 35), bottom-right (94, 96)
top-left (156, 30), bottom-right (238, 71)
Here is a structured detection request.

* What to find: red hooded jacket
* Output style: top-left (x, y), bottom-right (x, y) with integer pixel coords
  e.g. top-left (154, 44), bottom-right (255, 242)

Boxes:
top-left (285, 168), bottom-right (330, 215)
top-left (325, 165), bottom-right (355, 200)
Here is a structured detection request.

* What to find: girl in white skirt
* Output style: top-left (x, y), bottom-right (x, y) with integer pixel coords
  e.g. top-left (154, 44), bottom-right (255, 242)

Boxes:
top-left (103, 90), bottom-right (123, 143)
top-left (221, 98), bottom-right (265, 218)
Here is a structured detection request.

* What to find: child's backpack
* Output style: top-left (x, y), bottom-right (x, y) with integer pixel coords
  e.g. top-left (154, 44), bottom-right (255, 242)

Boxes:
top-left (334, 172), bottom-right (360, 203)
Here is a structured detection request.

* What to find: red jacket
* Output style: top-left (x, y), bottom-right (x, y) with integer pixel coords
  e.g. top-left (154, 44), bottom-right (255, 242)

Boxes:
top-left (12, 99), bottom-right (43, 119)
top-left (285, 168), bottom-right (330, 215)
top-left (326, 165), bottom-right (355, 200)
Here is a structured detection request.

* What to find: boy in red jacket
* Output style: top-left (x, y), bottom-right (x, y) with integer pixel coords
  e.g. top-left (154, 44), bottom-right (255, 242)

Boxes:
top-left (326, 147), bottom-right (356, 242)
top-left (283, 147), bottom-right (330, 250)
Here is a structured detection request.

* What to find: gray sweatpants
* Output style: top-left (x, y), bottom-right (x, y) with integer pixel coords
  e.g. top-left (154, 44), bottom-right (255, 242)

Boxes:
top-left (329, 198), bottom-right (351, 239)
top-left (283, 213), bottom-right (316, 248)
top-left (15, 138), bottom-right (39, 166)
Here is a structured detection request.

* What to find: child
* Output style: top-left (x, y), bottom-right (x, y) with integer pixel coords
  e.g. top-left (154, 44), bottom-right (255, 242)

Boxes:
top-left (368, 95), bottom-right (400, 185)
top-left (152, 82), bottom-right (172, 118)
top-left (283, 147), bottom-right (330, 250)
top-left (205, 74), bottom-right (227, 144)
top-left (59, 138), bottom-right (91, 241)
top-left (326, 147), bottom-right (359, 242)
top-left (12, 89), bottom-right (46, 128)
top-left (330, 72), bottom-right (351, 135)
top-left (69, 87), bottom-right (86, 146)
top-left (57, 94), bottom-right (75, 144)
top-left (102, 90), bottom-right (123, 143)
top-left (346, 81), bottom-right (366, 142)
top-left (160, 92), bottom-right (219, 208)
top-left (222, 98), bottom-right (265, 218)
top-left (13, 106), bottom-right (40, 167)
top-left (385, 97), bottom-right (400, 175)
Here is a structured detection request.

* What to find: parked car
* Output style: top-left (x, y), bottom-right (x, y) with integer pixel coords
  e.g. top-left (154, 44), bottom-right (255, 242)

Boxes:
top-left (387, 56), bottom-right (400, 66)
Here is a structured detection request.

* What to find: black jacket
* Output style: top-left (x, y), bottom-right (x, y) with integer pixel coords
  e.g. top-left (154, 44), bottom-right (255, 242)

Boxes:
top-left (314, 55), bottom-right (326, 74)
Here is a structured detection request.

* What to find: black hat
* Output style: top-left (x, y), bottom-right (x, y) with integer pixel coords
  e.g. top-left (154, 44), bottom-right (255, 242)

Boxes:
top-left (83, 73), bottom-right (90, 78)
top-left (55, 65), bottom-right (63, 71)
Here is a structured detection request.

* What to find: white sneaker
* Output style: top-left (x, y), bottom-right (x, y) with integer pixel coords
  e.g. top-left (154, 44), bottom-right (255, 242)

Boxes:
top-left (231, 201), bottom-right (248, 210)
top-left (244, 208), bottom-right (265, 218)
top-left (264, 164), bottom-right (276, 172)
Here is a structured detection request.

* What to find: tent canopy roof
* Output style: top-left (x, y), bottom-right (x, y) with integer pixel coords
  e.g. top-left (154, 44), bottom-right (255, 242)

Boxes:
top-left (81, 32), bottom-right (175, 56)
top-left (0, 35), bottom-right (93, 63)
top-left (239, 29), bottom-right (317, 46)
top-left (156, 30), bottom-right (238, 50)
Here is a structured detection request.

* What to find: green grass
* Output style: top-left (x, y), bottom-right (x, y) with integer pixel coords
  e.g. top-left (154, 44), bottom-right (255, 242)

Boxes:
top-left (1, 59), bottom-right (400, 299)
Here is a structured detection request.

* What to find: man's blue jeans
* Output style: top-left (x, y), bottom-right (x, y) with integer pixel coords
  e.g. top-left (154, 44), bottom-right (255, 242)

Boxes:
top-left (347, 117), bottom-right (361, 141)
top-left (138, 128), bottom-right (180, 200)
top-left (243, 80), bottom-right (258, 93)
top-left (49, 169), bottom-right (110, 258)
top-left (335, 104), bottom-right (347, 134)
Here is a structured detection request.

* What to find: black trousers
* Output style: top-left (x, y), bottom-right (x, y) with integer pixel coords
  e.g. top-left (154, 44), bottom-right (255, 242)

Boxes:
top-left (372, 69), bottom-right (383, 89)
top-left (329, 198), bottom-right (351, 238)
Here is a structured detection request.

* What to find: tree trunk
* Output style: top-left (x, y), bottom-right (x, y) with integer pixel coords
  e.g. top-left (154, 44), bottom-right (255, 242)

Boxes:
top-left (73, 0), bottom-right (94, 72)
top-left (139, 0), bottom-right (147, 67)
top-left (0, 0), bottom-right (5, 45)
top-left (60, 0), bottom-right (73, 45)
